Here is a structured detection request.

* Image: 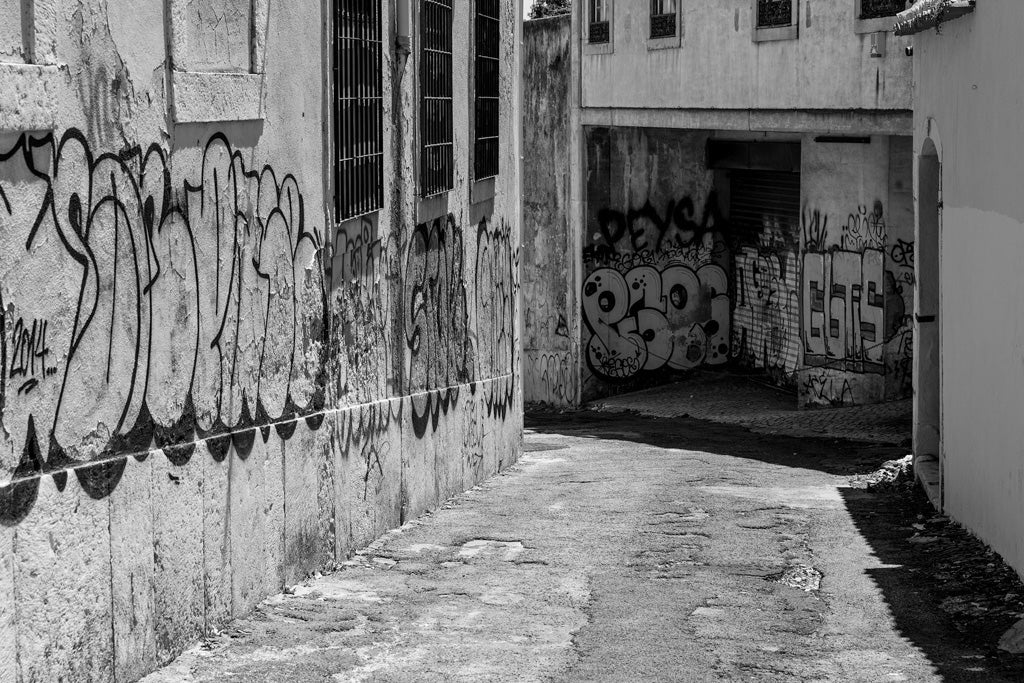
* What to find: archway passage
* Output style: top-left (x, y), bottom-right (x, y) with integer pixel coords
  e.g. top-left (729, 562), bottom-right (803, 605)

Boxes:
top-left (915, 138), bottom-right (942, 506)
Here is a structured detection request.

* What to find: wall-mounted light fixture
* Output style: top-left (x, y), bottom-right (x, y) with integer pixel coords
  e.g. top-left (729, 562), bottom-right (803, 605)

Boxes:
top-left (870, 31), bottom-right (887, 58)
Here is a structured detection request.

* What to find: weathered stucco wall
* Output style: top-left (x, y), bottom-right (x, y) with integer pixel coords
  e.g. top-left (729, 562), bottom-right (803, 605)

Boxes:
top-left (581, 0), bottom-right (913, 112)
top-left (797, 135), bottom-right (914, 406)
top-left (582, 126), bottom-right (728, 401)
top-left (0, 0), bottom-right (522, 680)
top-left (579, 127), bottom-right (913, 404)
top-left (522, 15), bottom-right (578, 407)
top-left (913, 2), bottom-right (1024, 578)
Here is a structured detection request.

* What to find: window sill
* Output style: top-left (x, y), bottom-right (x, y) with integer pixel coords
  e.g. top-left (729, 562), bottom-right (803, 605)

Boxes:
top-left (470, 177), bottom-right (495, 223)
top-left (753, 24), bottom-right (799, 42)
top-left (583, 41), bottom-right (614, 56)
top-left (417, 192), bottom-right (450, 225)
top-left (171, 71), bottom-right (266, 124)
top-left (0, 63), bottom-right (64, 132)
top-left (854, 16), bottom-right (898, 34)
top-left (648, 34), bottom-right (681, 50)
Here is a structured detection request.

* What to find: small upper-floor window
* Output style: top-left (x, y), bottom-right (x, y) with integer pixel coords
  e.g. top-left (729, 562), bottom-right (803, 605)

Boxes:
top-left (858, 0), bottom-right (907, 19)
top-left (474, 0), bottom-right (500, 181)
top-left (421, 0), bottom-right (454, 197)
top-left (757, 0), bottom-right (793, 28)
top-left (589, 0), bottom-right (610, 44)
top-left (334, 0), bottom-right (385, 221)
top-left (650, 0), bottom-right (676, 39)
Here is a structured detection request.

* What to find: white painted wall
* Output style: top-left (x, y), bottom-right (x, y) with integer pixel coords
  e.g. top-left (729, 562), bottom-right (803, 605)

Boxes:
top-left (913, 1), bottom-right (1024, 576)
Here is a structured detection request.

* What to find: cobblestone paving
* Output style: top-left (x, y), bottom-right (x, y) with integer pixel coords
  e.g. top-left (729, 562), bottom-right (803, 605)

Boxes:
top-left (589, 371), bottom-right (912, 446)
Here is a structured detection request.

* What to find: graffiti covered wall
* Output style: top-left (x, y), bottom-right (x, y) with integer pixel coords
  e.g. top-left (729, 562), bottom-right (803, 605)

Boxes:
top-left (728, 171), bottom-right (803, 388)
top-left (0, 0), bottom-right (522, 680)
top-left (582, 127), bottom-right (729, 400)
top-left (797, 136), bottom-right (914, 407)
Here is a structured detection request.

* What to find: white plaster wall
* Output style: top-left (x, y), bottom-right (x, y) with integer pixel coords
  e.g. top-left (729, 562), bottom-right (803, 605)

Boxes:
top-left (580, 0), bottom-right (913, 111)
top-left (0, 0), bottom-right (523, 678)
top-left (914, 1), bottom-right (1024, 577)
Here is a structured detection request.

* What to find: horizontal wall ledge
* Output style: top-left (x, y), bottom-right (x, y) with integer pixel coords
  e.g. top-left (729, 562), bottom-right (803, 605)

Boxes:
top-left (0, 63), bottom-right (66, 132)
top-left (579, 107), bottom-right (914, 136)
top-left (171, 71), bottom-right (266, 124)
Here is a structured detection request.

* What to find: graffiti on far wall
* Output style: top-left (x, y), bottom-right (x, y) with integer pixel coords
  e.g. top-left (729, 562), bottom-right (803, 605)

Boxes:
top-left (582, 191), bottom-right (729, 383)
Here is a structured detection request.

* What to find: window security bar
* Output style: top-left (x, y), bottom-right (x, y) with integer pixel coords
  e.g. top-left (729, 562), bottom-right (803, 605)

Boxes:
top-left (333, 0), bottom-right (385, 221)
top-left (421, 0), bottom-right (454, 197)
top-left (474, 0), bottom-right (500, 180)
top-left (860, 0), bottom-right (907, 19)
top-left (757, 0), bottom-right (792, 27)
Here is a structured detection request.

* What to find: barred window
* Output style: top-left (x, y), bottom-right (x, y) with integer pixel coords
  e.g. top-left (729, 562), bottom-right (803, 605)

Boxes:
top-left (757, 0), bottom-right (793, 27)
top-left (421, 0), bottom-right (454, 197)
top-left (859, 0), bottom-right (907, 19)
top-left (650, 0), bottom-right (676, 38)
top-left (474, 0), bottom-right (499, 180)
top-left (589, 0), bottom-right (609, 44)
top-left (333, 0), bottom-right (384, 221)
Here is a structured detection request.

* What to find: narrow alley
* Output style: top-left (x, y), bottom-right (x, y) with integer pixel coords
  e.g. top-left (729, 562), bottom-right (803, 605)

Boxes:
top-left (142, 391), bottom-right (1024, 682)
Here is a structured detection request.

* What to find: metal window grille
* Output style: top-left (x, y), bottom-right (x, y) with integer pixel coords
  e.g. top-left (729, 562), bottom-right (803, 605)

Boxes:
top-left (757, 0), bottom-right (792, 27)
top-left (859, 0), bottom-right (907, 19)
top-left (650, 0), bottom-right (676, 40)
top-left (589, 0), bottom-right (609, 43)
top-left (421, 0), bottom-right (454, 197)
top-left (333, 0), bottom-right (384, 221)
top-left (474, 0), bottom-right (499, 180)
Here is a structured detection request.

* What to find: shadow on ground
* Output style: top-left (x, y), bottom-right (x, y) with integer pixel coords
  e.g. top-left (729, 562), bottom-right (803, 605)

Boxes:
top-left (527, 408), bottom-right (906, 476)
top-left (528, 409), bottom-right (1024, 682)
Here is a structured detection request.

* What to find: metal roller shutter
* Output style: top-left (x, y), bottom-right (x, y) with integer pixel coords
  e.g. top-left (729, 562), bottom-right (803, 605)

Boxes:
top-left (728, 170), bottom-right (801, 243)
top-left (728, 169), bottom-right (802, 386)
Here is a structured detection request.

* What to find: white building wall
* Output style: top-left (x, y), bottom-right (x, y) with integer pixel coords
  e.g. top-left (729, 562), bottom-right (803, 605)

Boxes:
top-left (913, 0), bottom-right (1024, 577)
top-left (581, 0), bottom-right (912, 112)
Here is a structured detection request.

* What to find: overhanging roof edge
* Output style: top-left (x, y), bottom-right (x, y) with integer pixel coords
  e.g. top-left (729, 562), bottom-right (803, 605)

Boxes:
top-left (894, 0), bottom-right (976, 36)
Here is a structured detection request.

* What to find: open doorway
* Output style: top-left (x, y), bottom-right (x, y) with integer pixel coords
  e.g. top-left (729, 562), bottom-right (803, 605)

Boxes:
top-left (915, 138), bottom-right (942, 508)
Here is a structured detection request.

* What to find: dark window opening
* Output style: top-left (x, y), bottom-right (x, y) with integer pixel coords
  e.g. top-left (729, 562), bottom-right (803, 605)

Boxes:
top-left (474, 0), bottom-right (499, 180)
top-left (421, 0), bottom-right (454, 197)
top-left (757, 0), bottom-right (793, 28)
top-left (650, 0), bottom-right (675, 38)
top-left (859, 0), bottom-right (907, 20)
top-left (333, 0), bottom-right (384, 221)
top-left (589, 0), bottom-right (609, 43)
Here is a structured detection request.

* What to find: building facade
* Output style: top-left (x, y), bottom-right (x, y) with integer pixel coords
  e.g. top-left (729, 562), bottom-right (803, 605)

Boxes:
top-left (899, 0), bottom-right (1024, 575)
top-left (0, 0), bottom-right (522, 679)
top-left (524, 0), bottom-right (916, 408)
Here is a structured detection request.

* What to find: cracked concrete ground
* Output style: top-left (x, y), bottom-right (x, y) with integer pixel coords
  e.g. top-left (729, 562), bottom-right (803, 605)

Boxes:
top-left (144, 409), bottom-right (1019, 682)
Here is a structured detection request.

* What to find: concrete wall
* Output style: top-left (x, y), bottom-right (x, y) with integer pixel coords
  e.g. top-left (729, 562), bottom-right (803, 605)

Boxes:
top-left (912, 2), bottom-right (1024, 576)
top-left (579, 127), bottom-right (913, 404)
top-left (580, 0), bottom-right (912, 111)
top-left (797, 134), bottom-right (914, 406)
top-left (0, 0), bottom-right (522, 679)
top-left (581, 126), bottom-right (729, 401)
top-left (522, 15), bottom-right (579, 407)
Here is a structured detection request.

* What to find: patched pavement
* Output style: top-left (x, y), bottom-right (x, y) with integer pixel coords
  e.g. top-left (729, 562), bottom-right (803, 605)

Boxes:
top-left (144, 409), bottom-right (1024, 682)
top-left (589, 370), bottom-right (912, 446)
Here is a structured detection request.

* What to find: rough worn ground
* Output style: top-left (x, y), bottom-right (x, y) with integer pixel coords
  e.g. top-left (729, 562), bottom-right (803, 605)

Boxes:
top-left (144, 410), bottom-right (1024, 682)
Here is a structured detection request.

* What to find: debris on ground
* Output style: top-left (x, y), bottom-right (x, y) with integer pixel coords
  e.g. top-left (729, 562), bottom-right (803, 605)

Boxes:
top-left (853, 454), bottom-right (914, 492)
top-left (771, 563), bottom-right (823, 592)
